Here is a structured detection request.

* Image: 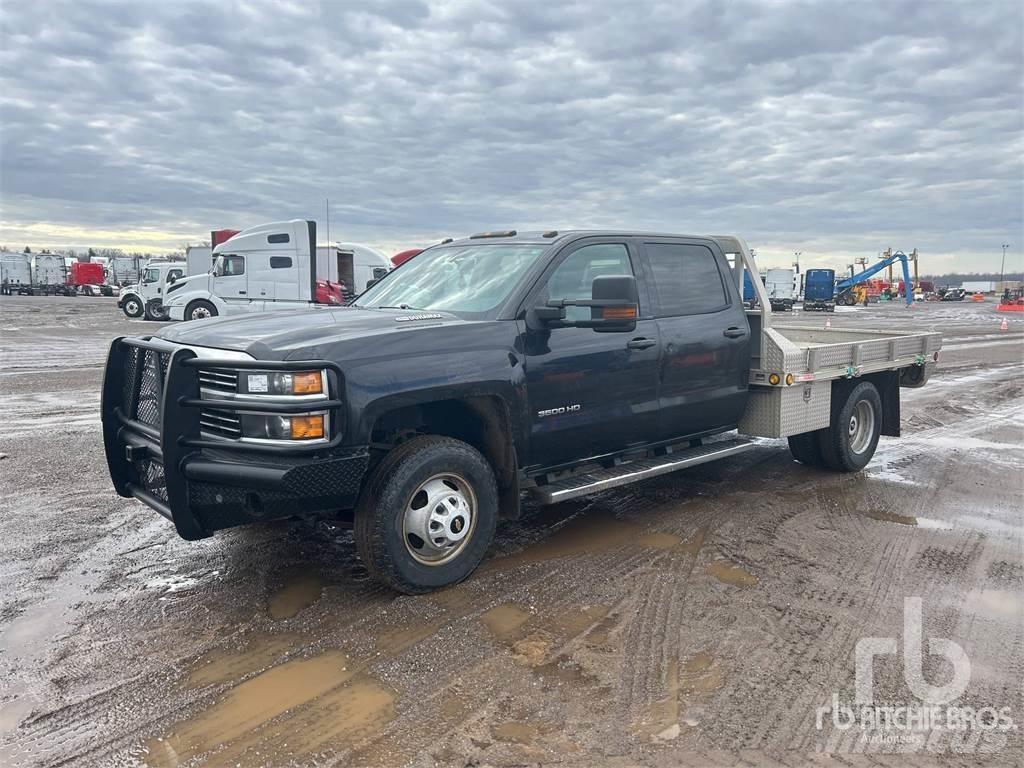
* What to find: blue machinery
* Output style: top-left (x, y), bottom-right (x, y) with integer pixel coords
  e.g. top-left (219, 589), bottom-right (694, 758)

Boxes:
top-left (834, 251), bottom-right (914, 306)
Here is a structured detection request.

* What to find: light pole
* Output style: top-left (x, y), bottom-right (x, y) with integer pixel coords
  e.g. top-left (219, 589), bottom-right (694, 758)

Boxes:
top-left (1000, 243), bottom-right (1010, 292)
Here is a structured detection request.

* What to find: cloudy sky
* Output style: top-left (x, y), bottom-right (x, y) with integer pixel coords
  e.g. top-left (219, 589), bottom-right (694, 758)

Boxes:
top-left (1, 0), bottom-right (1021, 272)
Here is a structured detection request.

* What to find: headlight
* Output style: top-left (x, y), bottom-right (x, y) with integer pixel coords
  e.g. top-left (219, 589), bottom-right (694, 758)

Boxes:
top-left (239, 413), bottom-right (325, 440)
top-left (244, 370), bottom-right (324, 396)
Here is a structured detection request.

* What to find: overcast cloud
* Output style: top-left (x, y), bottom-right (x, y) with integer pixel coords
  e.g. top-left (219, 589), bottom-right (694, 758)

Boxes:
top-left (1, 0), bottom-right (1021, 271)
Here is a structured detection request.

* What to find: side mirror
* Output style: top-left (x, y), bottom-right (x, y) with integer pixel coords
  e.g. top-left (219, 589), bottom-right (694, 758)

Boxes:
top-left (365, 277), bottom-right (381, 290)
top-left (538, 274), bottom-right (639, 332)
top-left (168, 274), bottom-right (177, 284)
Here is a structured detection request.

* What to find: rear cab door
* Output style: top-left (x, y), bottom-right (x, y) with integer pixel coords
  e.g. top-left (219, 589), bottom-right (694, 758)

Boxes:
top-left (638, 238), bottom-right (750, 440)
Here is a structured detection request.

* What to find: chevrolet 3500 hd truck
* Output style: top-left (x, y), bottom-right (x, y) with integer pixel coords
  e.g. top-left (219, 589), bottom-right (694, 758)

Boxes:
top-left (102, 229), bottom-right (941, 593)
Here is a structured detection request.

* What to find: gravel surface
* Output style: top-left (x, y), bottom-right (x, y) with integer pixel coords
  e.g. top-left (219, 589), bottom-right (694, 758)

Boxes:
top-left (1, 295), bottom-right (1022, 767)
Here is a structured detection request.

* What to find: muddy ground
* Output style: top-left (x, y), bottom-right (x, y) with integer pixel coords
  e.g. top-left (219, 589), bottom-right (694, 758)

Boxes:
top-left (0, 295), bottom-right (1021, 767)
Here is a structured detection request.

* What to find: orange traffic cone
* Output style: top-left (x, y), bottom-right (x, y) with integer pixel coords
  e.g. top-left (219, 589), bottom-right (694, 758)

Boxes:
top-left (1000, 316), bottom-right (1009, 332)
top-left (825, 317), bottom-right (832, 329)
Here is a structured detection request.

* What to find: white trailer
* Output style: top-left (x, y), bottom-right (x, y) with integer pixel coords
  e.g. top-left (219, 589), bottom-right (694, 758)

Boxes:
top-left (31, 252), bottom-right (68, 292)
top-left (316, 243), bottom-right (390, 295)
top-left (765, 268), bottom-right (796, 311)
top-left (0, 251), bottom-right (33, 295)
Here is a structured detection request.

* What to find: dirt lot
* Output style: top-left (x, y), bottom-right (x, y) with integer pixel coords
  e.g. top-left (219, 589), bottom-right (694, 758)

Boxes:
top-left (0, 295), bottom-right (1022, 767)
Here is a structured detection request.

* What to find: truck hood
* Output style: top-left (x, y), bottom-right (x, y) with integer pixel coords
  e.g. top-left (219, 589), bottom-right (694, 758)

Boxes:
top-left (157, 306), bottom-right (467, 359)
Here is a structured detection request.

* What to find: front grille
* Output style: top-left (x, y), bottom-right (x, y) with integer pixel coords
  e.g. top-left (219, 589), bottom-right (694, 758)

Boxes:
top-left (198, 368), bottom-right (238, 393)
top-left (123, 348), bottom-right (170, 427)
top-left (134, 458), bottom-right (167, 501)
top-left (199, 407), bottom-right (242, 439)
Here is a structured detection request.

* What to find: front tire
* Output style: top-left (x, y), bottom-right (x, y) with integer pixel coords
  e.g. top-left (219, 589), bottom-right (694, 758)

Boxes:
top-left (122, 296), bottom-right (143, 318)
top-left (185, 299), bottom-right (218, 321)
top-left (354, 436), bottom-right (498, 594)
top-left (819, 381), bottom-right (882, 472)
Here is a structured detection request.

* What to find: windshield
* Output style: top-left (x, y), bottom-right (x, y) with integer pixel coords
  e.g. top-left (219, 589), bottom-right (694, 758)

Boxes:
top-left (142, 268), bottom-right (159, 283)
top-left (354, 243), bottom-right (548, 318)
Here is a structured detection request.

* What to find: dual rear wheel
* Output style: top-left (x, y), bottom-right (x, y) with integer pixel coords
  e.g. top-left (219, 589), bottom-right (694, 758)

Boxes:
top-left (788, 381), bottom-right (882, 472)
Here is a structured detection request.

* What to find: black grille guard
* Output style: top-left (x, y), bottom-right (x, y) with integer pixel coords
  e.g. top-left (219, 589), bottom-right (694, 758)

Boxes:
top-left (101, 336), bottom-right (346, 540)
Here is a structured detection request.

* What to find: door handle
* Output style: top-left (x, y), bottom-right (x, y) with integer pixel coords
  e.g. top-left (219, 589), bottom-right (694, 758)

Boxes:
top-left (238, 290), bottom-right (247, 295)
top-left (626, 337), bottom-right (657, 350)
top-left (723, 327), bottom-right (746, 338)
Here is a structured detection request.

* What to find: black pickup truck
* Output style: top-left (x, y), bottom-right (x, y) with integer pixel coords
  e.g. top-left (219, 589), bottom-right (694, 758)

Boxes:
top-left (102, 226), bottom-right (941, 593)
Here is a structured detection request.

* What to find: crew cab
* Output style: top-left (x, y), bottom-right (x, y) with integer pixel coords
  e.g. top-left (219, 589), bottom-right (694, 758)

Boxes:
top-left (102, 229), bottom-right (941, 593)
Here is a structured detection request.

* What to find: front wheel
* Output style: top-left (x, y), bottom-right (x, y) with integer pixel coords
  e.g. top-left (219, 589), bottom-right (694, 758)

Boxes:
top-left (185, 299), bottom-right (218, 321)
top-left (122, 296), bottom-right (143, 318)
top-left (819, 381), bottom-right (882, 472)
top-left (354, 436), bottom-right (498, 594)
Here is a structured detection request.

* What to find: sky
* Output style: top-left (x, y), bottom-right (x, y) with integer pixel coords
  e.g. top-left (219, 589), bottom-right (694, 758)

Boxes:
top-left (1, 0), bottom-right (1022, 273)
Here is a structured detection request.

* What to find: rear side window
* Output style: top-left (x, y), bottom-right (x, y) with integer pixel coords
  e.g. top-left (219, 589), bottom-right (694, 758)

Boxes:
top-left (645, 243), bottom-right (728, 316)
top-left (270, 256), bottom-right (292, 269)
top-left (267, 233), bottom-right (290, 244)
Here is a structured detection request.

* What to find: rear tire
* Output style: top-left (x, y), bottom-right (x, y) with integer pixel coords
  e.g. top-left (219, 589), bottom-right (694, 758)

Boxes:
top-left (185, 299), bottom-right (217, 321)
top-left (819, 381), bottom-right (882, 472)
top-left (144, 300), bottom-right (169, 321)
top-left (787, 432), bottom-right (825, 467)
top-left (354, 435), bottom-right (498, 594)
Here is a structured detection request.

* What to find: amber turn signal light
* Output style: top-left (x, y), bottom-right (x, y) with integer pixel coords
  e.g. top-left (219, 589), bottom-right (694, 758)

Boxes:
top-left (293, 371), bottom-right (324, 395)
top-left (602, 306), bottom-right (637, 320)
top-left (290, 415), bottom-right (325, 439)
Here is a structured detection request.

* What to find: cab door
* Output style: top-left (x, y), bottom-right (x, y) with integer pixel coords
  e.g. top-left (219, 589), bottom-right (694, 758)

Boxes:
top-left (639, 239), bottom-right (749, 440)
top-left (521, 239), bottom-right (662, 470)
top-left (212, 254), bottom-right (249, 311)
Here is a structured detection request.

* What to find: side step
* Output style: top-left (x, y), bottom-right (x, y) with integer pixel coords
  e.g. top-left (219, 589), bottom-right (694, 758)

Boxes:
top-left (529, 438), bottom-right (754, 505)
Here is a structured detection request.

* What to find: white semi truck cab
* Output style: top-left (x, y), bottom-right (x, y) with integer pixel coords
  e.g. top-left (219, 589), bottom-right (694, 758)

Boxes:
top-left (163, 220), bottom-right (389, 322)
top-left (117, 260), bottom-right (187, 320)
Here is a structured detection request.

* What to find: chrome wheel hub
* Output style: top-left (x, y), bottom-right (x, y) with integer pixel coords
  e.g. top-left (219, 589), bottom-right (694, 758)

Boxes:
top-left (849, 400), bottom-right (875, 454)
top-left (403, 474), bottom-right (476, 566)
top-left (192, 307), bottom-right (211, 319)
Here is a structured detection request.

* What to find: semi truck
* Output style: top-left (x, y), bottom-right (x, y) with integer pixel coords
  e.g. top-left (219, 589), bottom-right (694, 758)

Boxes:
top-left (117, 260), bottom-right (187, 320)
top-left (162, 221), bottom-right (388, 321)
top-left (102, 228), bottom-right (941, 594)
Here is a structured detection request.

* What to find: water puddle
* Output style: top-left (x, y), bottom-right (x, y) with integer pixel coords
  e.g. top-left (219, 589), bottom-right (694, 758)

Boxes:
top-left (705, 560), bottom-right (758, 587)
top-left (636, 651), bottom-right (723, 740)
top-left (638, 531), bottom-right (683, 549)
top-left (864, 510), bottom-right (919, 526)
top-left (186, 634), bottom-right (302, 688)
top-left (145, 650), bottom-right (353, 766)
top-left (495, 512), bottom-right (638, 565)
top-left (480, 603), bottom-right (532, 639)
top-left (267, 568), bottom-right (322, 620)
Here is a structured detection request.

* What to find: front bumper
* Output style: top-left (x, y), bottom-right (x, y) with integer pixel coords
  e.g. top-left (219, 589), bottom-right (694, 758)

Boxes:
top-left (101, 336), bottom-right (369, 540)
top-left (168, 305), bottom-right (185, 321)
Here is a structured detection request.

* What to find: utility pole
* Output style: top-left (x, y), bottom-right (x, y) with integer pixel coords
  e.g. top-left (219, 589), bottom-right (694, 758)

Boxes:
top-left (1001, 243), bottom-right (1010, 292)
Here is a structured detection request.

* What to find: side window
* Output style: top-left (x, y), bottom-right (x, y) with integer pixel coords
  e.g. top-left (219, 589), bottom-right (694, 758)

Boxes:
top-left (217, 255), bottom-right (245, 277)
top-left (645, 243), bottom-right (728, 316)
top-left (267, 233), bottom-right (290, 244)
top-left (269, 256), bottom-right (292, 269)
top-left (545, 243), bottom-right (633, 322)
top-left (167, 269), bottom-right (183, 282)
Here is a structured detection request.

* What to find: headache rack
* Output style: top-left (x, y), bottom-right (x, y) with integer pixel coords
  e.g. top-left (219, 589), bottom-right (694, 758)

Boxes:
top-left (101, 336), bottom-right (345, 540)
